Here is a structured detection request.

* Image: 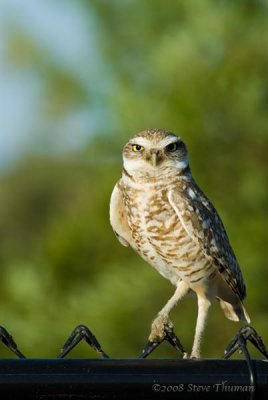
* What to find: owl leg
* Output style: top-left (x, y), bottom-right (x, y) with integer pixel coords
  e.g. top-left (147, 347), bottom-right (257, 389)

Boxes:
top-left (150, 280), bottom-right (189, 342)
top-left (191, 295), bottom-right (211, 358)
top-left (140, 281), bottom-right (189, 358)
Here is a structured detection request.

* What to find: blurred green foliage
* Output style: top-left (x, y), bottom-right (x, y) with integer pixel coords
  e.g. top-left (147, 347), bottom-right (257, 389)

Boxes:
top-left (0, 0), bottom-right (267, 358)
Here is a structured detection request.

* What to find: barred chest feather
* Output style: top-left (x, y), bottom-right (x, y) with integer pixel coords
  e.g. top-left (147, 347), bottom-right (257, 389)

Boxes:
top-left (121, 179), bottom-right (214, 287)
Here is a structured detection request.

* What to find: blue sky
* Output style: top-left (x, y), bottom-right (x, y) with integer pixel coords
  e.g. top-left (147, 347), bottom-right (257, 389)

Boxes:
top-left (0, 0), bottom-right (111, 168)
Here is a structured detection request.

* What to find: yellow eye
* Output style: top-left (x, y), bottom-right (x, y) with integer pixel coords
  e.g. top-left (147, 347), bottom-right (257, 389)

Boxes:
top-left (132, 144), bottom-right (144, 152)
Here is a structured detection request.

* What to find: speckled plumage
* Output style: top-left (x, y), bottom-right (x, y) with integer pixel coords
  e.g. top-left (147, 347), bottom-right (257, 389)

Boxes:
top-left (110, 128), bottom-right (250, 358)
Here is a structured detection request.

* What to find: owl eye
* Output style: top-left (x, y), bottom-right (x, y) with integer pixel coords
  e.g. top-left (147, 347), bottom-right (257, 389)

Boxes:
top-left (166, 142), bottom-right (179, 152)
top-left (132, 144), bottom-right (144, 152)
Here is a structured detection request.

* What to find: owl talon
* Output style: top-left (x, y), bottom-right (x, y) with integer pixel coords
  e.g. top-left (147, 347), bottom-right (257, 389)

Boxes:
top-left (139, 320), bottom-right (186, 358)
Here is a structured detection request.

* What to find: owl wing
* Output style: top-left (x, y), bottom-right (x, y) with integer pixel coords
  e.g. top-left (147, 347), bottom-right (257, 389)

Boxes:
top-left (109, 181), bottom-right (132, 247)
top-left (168, 180), bottom-right (246, 300)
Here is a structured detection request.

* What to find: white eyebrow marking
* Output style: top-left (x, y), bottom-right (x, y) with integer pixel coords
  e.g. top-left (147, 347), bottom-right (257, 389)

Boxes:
top-left (160, 136), bottom-right (181, 147)
top-left (130, 136), bottom-right (181, 148)
top-left (129, 137), bottom-right (151, 147)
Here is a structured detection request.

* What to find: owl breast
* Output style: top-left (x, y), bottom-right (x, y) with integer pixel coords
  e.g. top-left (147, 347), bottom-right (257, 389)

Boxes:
top-left (122, 182), bottom-right (214, 287)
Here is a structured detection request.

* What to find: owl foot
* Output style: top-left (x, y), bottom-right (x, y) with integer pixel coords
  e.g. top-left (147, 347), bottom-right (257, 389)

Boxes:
top-left (149, 314), bottom-right (173, 342)
top-left (189, 353), bottom-right (199, 359)
top-left (224, 326), bottom-right (268, 359)
top-left (139, 316), bottom-right (187, 358)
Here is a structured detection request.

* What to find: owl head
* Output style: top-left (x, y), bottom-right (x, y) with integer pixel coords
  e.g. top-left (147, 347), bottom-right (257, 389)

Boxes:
top-left (123, 128), bottom-right (189, 179)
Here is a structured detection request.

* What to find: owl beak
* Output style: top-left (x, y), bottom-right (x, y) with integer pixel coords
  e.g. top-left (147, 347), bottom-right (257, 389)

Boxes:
top-left (150, 150), bottom-right (162, 167)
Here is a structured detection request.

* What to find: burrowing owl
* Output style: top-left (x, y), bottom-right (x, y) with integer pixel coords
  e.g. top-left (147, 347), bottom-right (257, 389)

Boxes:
top-left (110, 128), bottom-right (250, 358)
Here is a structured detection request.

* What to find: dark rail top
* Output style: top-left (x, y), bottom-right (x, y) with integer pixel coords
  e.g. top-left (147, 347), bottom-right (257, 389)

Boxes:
top-left (0, 358), bottom-right (267, 400)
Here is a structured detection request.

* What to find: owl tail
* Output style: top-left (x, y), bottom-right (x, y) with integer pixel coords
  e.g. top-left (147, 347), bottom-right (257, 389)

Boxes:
top-left (219, 299), bottom-right (251, 323)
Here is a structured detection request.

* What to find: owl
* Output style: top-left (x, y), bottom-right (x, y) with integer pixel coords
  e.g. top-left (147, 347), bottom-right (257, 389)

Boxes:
top-left (110, 128), bottom-right (250, 358)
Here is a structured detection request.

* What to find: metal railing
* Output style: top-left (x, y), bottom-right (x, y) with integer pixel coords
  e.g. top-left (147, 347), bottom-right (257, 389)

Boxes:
top-left (0, 324), bottom-right (267, 400)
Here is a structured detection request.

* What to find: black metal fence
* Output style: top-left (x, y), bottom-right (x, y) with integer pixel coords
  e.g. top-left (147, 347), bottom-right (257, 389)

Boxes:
top-left (0, 325), bottom-right (267, 400)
